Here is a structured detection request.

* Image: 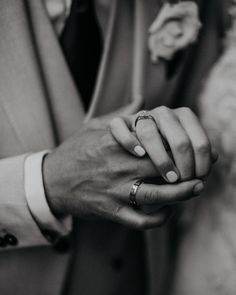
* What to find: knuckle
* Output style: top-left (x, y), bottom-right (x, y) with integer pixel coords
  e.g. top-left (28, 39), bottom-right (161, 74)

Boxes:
top-left (143, 190), bottom-right (159, 204)
top-left (156, 106), bottom-right (170, 114)
top-left (143, 191), bottom-right (151, 202)
top-left (174, 138), bottom-right (191, 154)
top-left (196, 166), bottom-right (211, 178)
top-left (195, 141), bottom-right (211, 155)
top-left (158, 158), bottom-right (174, 173)
top-left (176, 107), bottom-right (192, 116)
top-left (155, 106), bottom-right (171, 118)
top-left (181, 172), bottom-right (194, 181)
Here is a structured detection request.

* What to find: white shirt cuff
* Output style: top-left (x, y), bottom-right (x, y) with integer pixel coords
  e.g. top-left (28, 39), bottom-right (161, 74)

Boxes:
top-left (24, 151), bottom-right (72, 242)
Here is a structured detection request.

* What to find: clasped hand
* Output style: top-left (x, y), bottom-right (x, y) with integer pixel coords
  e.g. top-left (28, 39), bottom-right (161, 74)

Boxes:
top-left (43, 106), bottom-right (217, 229)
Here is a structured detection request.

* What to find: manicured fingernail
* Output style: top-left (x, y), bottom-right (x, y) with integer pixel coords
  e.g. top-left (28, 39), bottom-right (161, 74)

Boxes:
top-left (134, 146), bottom-right (146, 157)
top-left (166, 171), bottom-right (178, 183)
top-left (193, 182), bottom-right (205, 196)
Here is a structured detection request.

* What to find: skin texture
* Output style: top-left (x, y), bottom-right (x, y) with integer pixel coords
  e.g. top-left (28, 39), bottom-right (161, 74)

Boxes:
top-left (110, 106), bottom-right (218, 185)
top-left (43, 117), bottom-right (206, 230)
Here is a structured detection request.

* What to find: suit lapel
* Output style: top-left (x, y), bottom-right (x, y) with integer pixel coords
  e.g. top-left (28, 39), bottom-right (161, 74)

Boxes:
top-left (0, 0), bottom-right (56, 153)
top-left (0, 0), bottom-right (85, 156)
top-left (25, 0), bottom-right (85, 143)
top-left (86, 0), bottom-right (139, 120)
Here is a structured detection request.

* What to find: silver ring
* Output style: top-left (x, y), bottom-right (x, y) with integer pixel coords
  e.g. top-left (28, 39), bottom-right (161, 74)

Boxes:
top-left (129, 180), bottom-right (143, 207)
top-left (134, 111), bottom-right (156, 128)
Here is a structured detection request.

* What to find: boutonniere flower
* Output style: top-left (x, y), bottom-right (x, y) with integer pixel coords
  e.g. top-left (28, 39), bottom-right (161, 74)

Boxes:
top-left (148, 1), bottom-right (202, 63)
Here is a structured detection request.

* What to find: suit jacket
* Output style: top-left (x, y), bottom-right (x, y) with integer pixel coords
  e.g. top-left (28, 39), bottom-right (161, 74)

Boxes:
top-left (0, 0), bottom-right (223, 294)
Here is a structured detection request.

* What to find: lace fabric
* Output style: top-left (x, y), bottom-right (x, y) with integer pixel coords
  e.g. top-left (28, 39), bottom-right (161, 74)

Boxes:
top-left (198, 0), bottom-right (236, 177)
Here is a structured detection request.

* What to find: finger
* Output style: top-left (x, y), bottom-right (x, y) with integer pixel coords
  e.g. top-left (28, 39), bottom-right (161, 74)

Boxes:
top-left (111, 205), bottom-right (173, 230)
top-left (109, 117), bottom-right (146, 157)
top-left (175, 108), bottom-right (212, 178)
top-left (154, 107), bottom-right (195, 181)
top-left (134, 179), bottom-right (205, 205)
top-left (136, 118), bottom-right (180, 183)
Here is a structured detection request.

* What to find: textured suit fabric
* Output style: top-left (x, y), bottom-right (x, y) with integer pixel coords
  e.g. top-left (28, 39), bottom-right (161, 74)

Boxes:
top-left (0, 1), bottom-right (82, 294)
top-left (0, 0), bottom-right (223, 295)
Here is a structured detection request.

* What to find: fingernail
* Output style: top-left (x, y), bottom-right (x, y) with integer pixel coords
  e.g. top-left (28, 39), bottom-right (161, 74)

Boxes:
top-left (134, 145), bottom-right (146, 157)
top-left (193, 182), bottom-right (205, 196)
top-left (166, 171), bottom-right (178, 183)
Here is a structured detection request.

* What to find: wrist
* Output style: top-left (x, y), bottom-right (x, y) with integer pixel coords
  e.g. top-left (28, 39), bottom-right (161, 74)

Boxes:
top-left (42, 152), bottom-right (64, 217)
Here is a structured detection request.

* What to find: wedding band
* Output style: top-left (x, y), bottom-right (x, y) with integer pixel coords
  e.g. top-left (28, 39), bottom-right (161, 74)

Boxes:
top-left (129, 180), bottom-right (143, 207)
top-left (134, 111), bottom-right (156, 128)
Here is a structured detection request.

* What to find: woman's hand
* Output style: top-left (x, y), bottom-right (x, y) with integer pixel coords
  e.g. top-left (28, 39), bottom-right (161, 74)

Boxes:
top-left (109, 106), bottom-right (218, 183)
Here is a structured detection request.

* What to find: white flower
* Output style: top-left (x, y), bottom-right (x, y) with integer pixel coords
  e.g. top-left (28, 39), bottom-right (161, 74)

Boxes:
top-left (148, 1), bottom-right (202, 63)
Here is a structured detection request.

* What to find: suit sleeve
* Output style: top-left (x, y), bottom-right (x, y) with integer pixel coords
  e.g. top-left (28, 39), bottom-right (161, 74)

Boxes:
top-left (0, 154), bottom-right (50, 249)
top-left (24, 151), bottom-right (72, 245)
top-left (0, 153), bottom-right (71, 249)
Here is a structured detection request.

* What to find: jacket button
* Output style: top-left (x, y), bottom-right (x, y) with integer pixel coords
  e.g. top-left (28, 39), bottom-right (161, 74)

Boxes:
top-left (0, 236), bottom-right (7, 247)
top-left (4, 234), bottom-right (18, 246)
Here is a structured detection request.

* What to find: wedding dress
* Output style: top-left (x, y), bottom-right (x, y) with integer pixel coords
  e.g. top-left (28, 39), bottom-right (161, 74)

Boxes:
top-left (172, 1), bottom-right (236, 294)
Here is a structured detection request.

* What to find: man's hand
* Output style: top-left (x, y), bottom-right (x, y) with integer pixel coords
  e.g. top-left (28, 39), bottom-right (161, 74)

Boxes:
top-left (42, 122), bottom-right (204, 230)
top-left (110, 106), bottom-right (218, 183)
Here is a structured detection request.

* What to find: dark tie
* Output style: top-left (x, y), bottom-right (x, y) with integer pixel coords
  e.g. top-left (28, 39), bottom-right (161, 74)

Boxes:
top-left (60, 0), bottom-right (103, 110)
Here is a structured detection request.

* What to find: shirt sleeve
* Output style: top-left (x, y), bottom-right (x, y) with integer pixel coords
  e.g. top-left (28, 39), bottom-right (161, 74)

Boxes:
top-left (24, 151), bottom-right (72, 244)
